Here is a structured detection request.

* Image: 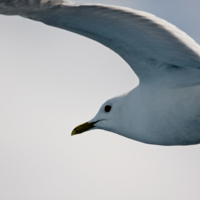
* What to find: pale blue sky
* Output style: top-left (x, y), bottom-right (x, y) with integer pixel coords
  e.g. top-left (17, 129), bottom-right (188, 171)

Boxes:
top-left (0, 0), bottom-right (200, 199)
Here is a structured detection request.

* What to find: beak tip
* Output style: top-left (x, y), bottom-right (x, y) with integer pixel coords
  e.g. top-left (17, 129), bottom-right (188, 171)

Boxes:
top-left (71, 130), bottom-right (77, 136)
top-left (71, 121), bottom-right (97, 137)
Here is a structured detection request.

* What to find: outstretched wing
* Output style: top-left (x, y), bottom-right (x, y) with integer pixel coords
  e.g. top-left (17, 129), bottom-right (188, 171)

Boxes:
top-left (1, 0), bottom-right (200, 87)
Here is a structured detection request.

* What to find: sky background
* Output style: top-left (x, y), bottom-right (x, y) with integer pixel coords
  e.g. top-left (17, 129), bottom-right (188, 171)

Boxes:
top-left (1, 0), bottom-right (200, 199)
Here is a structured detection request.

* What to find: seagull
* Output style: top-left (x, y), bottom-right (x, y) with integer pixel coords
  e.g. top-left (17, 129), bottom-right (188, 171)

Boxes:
top-left (1, 0), bottom-right (200, 146)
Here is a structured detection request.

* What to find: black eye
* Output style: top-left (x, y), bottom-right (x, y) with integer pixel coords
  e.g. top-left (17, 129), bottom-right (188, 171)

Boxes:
top-left (104, 105), bottom-right (112, 112)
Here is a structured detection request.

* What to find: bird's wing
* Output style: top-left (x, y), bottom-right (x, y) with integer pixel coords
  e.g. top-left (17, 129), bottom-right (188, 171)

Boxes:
top-left (1, 0), bottom-right (200, 87)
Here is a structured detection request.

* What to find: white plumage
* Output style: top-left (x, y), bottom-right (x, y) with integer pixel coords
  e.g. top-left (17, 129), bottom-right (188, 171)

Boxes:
top-left (1, 0), bottom-right (200, 145)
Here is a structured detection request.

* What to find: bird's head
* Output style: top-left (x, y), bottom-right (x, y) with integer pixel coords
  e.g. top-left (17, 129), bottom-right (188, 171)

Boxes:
top-left (71, 95), bottom-right (126, 136)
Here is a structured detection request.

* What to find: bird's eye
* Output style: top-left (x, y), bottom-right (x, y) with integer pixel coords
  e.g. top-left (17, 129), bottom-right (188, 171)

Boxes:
top-left (104, 105), bottom-right (112, 112)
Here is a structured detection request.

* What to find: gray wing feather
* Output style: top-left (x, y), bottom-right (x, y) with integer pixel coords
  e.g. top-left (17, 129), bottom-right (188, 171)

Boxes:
top-left (1, 0), bottom-right (200, 86)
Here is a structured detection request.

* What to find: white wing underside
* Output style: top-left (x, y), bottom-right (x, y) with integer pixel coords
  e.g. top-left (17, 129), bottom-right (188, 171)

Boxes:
top-left (1, 0), bottom-right (200, 87)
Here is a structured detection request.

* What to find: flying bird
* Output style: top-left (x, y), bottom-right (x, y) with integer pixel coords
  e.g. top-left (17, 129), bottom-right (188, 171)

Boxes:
top-left (1, 0), bottom-right (200, 145)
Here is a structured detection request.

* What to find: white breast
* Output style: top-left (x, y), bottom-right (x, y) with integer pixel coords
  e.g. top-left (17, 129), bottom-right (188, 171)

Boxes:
top-left (117, 85), bottom-right (200, 145)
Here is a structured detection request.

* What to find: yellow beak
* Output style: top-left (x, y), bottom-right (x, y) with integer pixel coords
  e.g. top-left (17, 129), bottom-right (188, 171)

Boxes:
top-left (71, 121), bottom-right (98, 136)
